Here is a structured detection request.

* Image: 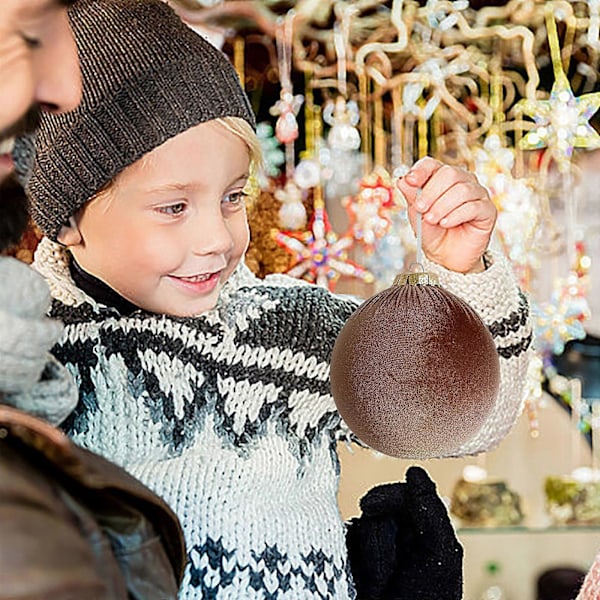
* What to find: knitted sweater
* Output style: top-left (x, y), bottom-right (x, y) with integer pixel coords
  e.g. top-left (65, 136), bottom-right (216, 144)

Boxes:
top-left (33, 238), bottom-right (532, 600)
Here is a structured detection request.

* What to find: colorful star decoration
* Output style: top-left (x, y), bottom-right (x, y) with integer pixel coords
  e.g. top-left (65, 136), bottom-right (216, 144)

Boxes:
top-left (273, 206), bottom-right (374, 290)
top-left (518, 68), bottom-right (600, 172)
top-left (533, 274), bottom-right (590, 355)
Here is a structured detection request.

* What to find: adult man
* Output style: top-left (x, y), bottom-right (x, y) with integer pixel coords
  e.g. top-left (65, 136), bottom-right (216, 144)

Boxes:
top-left (0, 0), bottom-right (81, 182)
top-left (1, 0), bottom-right (81, 243)
top-left (0, 2), bottom-right (185, 598)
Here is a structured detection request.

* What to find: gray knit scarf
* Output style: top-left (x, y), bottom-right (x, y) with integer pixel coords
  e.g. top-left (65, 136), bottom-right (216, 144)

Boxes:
top-left (0, 256), bottom-right (78, 424)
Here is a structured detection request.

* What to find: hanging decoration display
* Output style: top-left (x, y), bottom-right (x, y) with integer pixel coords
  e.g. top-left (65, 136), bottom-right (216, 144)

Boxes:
top-left (274, 189), bottom-right (374, 290)
top-left (152, 0), bottom-right (600, 444)
top-left (275, 180), bottom-right (307, 230)
top-left (269, 10), bottom-right (303, 179)
top-left (342, 169), bottom-right (395, 253)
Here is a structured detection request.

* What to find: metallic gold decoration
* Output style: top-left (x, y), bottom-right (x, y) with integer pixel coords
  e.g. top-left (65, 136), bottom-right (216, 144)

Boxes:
top-left (393, 271), bottom-right (440, 287)
top-left (233, 37), bottom-right (245, 88)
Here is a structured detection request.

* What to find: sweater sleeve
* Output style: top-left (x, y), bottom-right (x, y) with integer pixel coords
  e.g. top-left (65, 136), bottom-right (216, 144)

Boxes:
top-left (420, 249), bottom-right (533, 456)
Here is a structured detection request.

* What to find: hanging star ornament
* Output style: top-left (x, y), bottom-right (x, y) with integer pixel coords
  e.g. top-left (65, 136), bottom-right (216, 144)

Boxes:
top-left (517, 13), bottom-right (600, 172)
top-left (533, 277), bottom-right (590, 356)
top-left (518, 73), bottom-right (600, 171)
top-left (273, 206), bottom-right (373, 290)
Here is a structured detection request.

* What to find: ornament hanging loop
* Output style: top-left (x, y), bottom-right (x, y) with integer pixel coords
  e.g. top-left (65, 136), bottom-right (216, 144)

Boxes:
top-left (414, 187), bottom-right (424, 265)
top-left (392, 188), bottom-right (439, 286)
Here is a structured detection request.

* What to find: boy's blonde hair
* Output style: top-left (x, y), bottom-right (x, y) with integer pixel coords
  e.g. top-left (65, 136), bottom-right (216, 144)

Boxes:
top-left (218, 117), bottom-right (263, 171)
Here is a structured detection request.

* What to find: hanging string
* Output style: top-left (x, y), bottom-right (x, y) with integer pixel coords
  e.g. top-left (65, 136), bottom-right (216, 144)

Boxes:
top-left (334, 22), bottom-right (347, 98)
top-left (373, 84), bottom-right (386, 167)
top-left (359, 72), bottom-right (372, 174)
top-left (545, 7), bottom-right (569, 85)
top-left (415, 188), bottom-right (423, 266)
top-left (313, 105), bottom-right (325, 211)
top-left (276, 11), bottom-right (295, 93)
top-left (490, 56), bottom-right (504, 134)
top-left (334, 5), bottom-right (356, 98)
top-left (274, 10), bottom-right (299, 180)
top-left (391, 87), bottom-right (404, 168)
top-left (417, 98), bottom-right (429, 160)
top-left (304, 69), bottom-right (315, 156)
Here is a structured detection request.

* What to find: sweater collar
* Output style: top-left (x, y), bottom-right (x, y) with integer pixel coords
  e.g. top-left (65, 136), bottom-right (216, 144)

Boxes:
top-left (69, 258), bottom-right (138, 316)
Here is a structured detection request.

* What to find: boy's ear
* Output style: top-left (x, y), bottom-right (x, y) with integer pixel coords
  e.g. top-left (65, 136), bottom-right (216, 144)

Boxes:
top-left (56, 216), bottom-right (83, 247)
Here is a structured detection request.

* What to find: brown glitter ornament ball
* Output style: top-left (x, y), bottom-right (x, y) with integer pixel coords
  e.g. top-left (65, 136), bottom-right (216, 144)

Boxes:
top-left (330, 271), bottom-right (500, 459)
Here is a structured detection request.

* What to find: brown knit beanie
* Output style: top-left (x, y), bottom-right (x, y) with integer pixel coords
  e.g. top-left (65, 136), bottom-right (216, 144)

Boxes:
top-left (18, 0), bottom-right (256, 241)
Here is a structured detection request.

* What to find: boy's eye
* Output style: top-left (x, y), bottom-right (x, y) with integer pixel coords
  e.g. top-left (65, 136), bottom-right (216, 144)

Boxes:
top-left (222, 191), bottom-right (247, 207)
top-left (157, 202), bottom-right (186, 215)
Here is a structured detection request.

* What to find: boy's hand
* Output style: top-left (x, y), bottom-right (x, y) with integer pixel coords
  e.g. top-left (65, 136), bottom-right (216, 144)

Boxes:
top-left (396, 157), bottom-right (496, 274)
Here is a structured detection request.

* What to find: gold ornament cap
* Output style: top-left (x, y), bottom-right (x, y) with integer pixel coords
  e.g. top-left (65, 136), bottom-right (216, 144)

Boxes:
top-left (393, 271), bottom-right (440, 287)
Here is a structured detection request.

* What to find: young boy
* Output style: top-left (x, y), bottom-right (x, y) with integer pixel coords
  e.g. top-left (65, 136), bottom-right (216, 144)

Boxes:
top-left (20, 0), bottom-right (532, 597)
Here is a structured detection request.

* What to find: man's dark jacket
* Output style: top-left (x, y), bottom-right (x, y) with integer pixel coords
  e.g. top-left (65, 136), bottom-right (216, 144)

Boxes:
top-left (0, 403), bottom-right (186, 599)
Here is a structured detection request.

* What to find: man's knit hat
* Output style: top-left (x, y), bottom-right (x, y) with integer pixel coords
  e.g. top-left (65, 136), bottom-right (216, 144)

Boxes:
top-left (19, 0), bottom-right (256, 241)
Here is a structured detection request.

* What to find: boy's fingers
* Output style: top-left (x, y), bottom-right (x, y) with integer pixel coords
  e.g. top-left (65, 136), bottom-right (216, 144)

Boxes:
top-left (399, 157), bottom-right (444, 189)
top-left (396, 159), bottom-right (464, 210)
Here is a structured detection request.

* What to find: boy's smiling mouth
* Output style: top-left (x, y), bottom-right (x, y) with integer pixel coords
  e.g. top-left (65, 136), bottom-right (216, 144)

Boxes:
top-left (177, 273), bottom-right (216, 283)
top-left (0, 136), bottom-right (15, 155)
top-left (168, 270), bottom-right (222, 294)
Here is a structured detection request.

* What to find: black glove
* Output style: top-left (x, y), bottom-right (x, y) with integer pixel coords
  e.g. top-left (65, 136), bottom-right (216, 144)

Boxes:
top-left (346, 466), bottom-right (463, 600)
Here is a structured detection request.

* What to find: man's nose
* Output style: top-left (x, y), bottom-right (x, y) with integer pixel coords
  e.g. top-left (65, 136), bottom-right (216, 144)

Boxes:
top-left (33, 11), bottom-right (82, 114)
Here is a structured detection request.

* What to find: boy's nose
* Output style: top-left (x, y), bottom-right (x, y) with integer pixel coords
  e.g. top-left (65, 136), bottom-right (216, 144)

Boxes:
top-left (34, 12), bottom-right (82, 114)
top-left (190, 212), bottom-right (234, 257)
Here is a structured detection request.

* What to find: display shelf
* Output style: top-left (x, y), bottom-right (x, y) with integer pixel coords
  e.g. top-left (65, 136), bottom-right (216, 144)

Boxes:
top-left (458, 523), bottom-right (600, 535)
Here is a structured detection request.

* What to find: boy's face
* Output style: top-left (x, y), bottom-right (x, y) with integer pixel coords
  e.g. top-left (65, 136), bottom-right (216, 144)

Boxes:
top-left (67, 121), bottom-right (251, 317)
top-left (0, 0), bottom-right (81, 183)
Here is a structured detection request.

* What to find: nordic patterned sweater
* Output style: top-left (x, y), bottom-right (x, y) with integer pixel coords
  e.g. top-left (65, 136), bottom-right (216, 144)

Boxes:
top-left (33, 238), bottom-right (532, 600)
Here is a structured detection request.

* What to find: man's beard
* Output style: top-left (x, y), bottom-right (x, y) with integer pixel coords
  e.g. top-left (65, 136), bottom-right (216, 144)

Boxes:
top-left (0, 106), bottom-right (40, 145)
top-left (0, 175), bottom-right (29, 253)
top-left (1, 107), bottom-right (40, 188)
